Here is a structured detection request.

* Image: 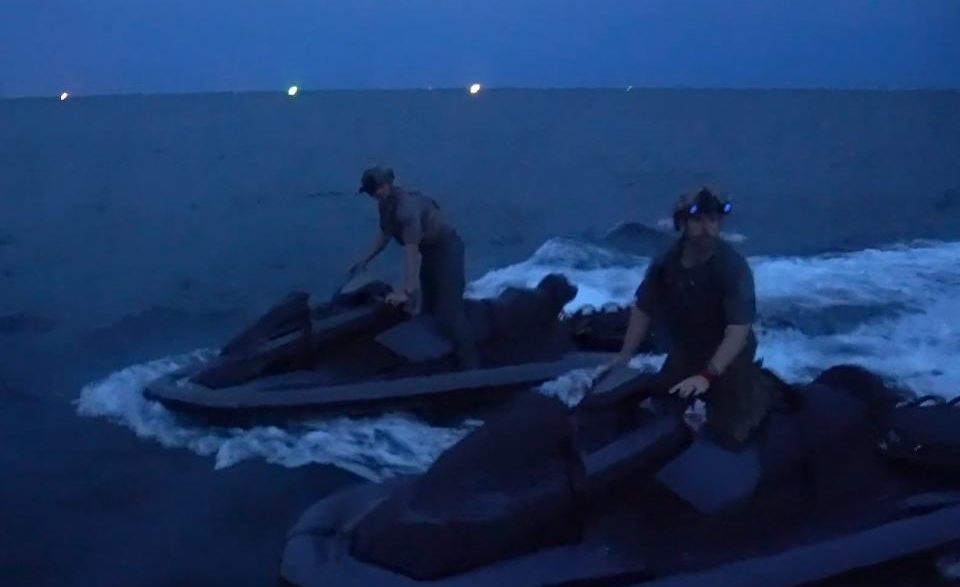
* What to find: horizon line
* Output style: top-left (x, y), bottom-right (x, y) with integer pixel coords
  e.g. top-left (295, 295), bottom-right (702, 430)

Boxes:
top-left (4, 84), bottom-right (960, 100)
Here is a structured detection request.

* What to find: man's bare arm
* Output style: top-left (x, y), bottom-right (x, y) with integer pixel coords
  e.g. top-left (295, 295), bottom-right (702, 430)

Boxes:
top-left (707, 324), bottom-right (750, 374)
top-left (614, 306), bottom-right (651, 365)
top-left (356, 231), bottom-right (390, 268)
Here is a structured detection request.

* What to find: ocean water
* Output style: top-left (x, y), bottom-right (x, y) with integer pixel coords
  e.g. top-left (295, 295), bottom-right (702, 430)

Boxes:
top-left (2, 89), bottom-right (959, 586)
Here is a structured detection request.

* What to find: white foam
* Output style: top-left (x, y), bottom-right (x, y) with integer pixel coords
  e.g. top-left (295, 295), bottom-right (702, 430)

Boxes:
top-left (468, 237), bottom-right (645, 311)
top-left (750, 242), bottom-right (960, 395)
top-left (537, 354), bottom-right (666, 407)
top-left (75, 353), bottom-right (477, 481)
top-left (537, 368), bottom-right (602, 407)
top-left (758, 296), bottom-right (960, 395)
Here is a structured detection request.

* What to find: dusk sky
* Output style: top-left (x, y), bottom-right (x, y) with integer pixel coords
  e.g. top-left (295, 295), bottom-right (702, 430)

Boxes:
top-left (1, 0), bottom-right (958, 97)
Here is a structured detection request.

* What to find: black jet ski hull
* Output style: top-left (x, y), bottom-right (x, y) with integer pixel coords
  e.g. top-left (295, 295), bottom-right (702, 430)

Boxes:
top-left (280, 461), bottom-right (960, 587)
top-left (144, 275), bottom-right (612, 422)
top-left (279, 367), bottom-right (960, 587)
top-left (639, 497), bottom-right (960, 587)
top-left (144, 353), bottom-right (607, 421)
top-left (280, 480), bottom-right (645, 587)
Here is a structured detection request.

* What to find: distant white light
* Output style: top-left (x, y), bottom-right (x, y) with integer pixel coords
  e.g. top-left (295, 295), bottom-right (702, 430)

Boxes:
top-left (287, 85), bottom-right (299, 97)
top-left (60, 92), bottom-right (70, 101)
top-left (626, 85), bottom-right (633, 92)
top-left (469, 83), bottom-right (482, 95)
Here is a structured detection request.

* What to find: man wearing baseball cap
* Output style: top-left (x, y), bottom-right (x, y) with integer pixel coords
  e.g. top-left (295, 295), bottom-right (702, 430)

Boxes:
top-left (351, 166), bottom-right (478, 370)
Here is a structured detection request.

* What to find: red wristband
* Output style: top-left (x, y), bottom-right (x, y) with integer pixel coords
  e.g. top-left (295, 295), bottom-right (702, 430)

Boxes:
top-left (699, 368), bottom-right (719, 385)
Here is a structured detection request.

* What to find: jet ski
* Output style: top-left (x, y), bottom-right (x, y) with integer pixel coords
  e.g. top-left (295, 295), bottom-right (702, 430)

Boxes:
top-left (144, 274), bottom-right (618, 423)
top-left (279, 365), bottom-right (960, 587)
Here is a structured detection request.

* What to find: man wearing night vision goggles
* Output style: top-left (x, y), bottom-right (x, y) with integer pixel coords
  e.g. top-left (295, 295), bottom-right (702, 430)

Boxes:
top-left (602, 187), bottom-right (773, 450)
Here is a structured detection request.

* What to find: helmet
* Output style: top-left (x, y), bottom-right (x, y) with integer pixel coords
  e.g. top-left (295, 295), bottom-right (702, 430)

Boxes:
top-left (672, 187), bottom-right (733, 231)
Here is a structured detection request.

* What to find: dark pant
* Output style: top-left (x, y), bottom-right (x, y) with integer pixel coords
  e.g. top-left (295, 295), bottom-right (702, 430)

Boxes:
top-left (419, 233), bottom-right (479, 369)
top-left (653, 346), bottom-right (773, 450)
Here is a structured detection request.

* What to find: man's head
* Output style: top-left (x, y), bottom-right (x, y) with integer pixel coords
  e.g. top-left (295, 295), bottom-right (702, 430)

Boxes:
top-left (672, 187), bottom-right (732, 243)
top-left (358, 166), bottom-right (395, 199)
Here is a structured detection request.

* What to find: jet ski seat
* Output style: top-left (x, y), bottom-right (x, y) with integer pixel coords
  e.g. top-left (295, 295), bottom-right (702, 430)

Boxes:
top-left (348, 374), bottom-right (690, 580)
top-left (375, 274), bottom-right (578, 363)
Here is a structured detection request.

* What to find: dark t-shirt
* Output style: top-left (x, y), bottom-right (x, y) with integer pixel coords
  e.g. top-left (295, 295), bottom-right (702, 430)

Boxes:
top-left (634, 239), bottom-right (757, 364)
top-left (378, 188), bottom-right (454, 247)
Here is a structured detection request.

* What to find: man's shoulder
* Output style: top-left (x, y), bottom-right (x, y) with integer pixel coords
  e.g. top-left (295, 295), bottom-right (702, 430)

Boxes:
top-left (399, 187), bottom-right (437, 204)
top-left (714, 240), bottom-right (751, 274)
top-left (392, 189), bottom-right (425, 216)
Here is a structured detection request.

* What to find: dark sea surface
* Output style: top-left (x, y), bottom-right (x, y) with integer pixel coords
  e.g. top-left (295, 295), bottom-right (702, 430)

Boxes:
top-left (1, 89), bottom-right (959, 585)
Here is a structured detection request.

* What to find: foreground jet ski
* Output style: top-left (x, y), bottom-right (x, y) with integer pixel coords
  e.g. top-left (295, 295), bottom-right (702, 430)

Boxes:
top-left (145, 274), bottom-right (615, 422)
top-left (280, 365), bottom-right (960, 587)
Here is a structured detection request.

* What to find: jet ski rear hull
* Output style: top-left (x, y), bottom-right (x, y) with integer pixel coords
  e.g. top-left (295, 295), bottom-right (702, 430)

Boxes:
top-left (280, 479), bottom-right (642, 587)
top-left (279, 479), bottom-right (960, 587)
